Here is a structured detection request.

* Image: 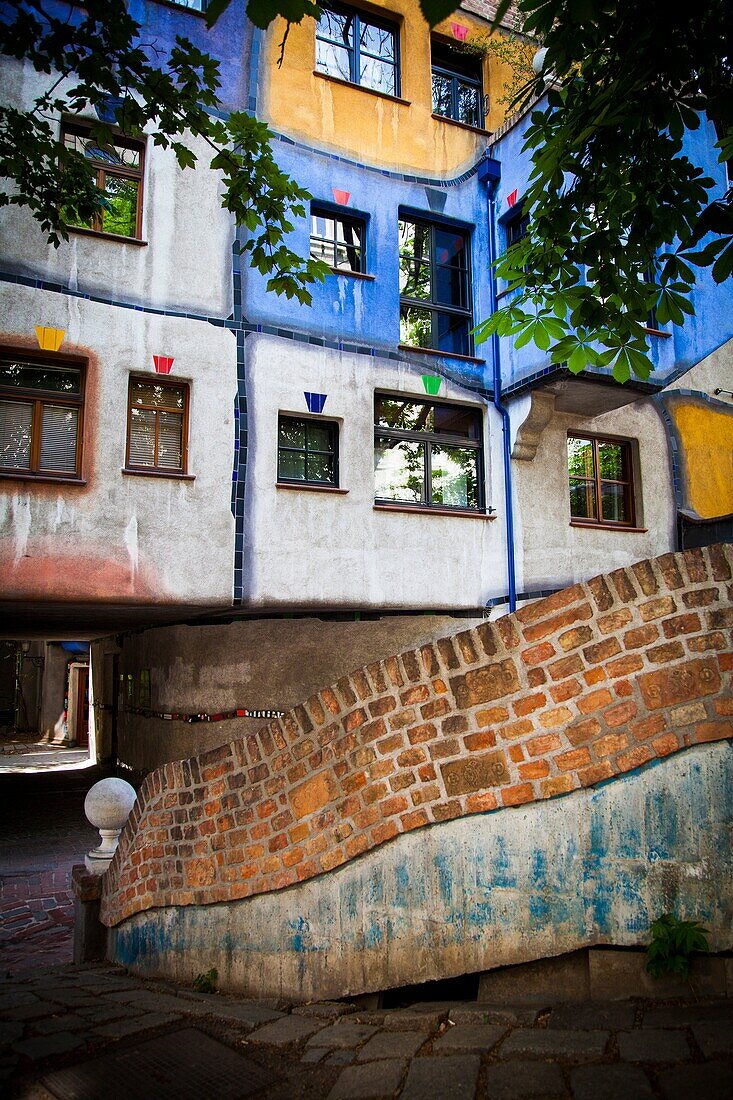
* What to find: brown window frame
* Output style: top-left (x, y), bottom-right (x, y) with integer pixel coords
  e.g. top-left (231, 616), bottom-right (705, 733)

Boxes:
top-left (125, 376), bottom-right (190, 476)
top-left (567, 433), bottom-right (636, 528)
top-left (61, 121), bottom-right (145, 241)
top-left (0, 350), bottom-right (86, 481)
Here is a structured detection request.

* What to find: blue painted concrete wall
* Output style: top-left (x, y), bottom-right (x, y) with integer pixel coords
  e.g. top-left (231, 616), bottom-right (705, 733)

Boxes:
top-left (109, 742), bottom-right (733, 1001)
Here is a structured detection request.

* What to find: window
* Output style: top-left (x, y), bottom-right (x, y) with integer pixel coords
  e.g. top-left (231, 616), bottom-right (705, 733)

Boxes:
top-left (505, 207), bottom-right (529, 249)
top-left (310, 205), bottom-right (366, 274)
top-left (567, 434), bottom-right (635, 527)
top-left (315, 4), bottom-right (399, 97)
top-left (168, 0), bottom-right (206, 7)
top-left (431, 40), bottom-right (484, 129)
top-left (278, 416), bottom-right (338, 486)
top-left (399, 217), bottom-right (473, 357)
top-left (126, 379), bottom-right (188, 474)
top-left (374, 394), bottom-right (483, 511)
top-left (62, 122), bottom-right (144, 240)
top-left (0, 356), bottom-right (84, 479)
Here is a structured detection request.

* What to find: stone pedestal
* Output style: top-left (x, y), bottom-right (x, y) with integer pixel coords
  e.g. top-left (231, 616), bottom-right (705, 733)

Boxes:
top-left (71, 864), bottom-right (105, 964)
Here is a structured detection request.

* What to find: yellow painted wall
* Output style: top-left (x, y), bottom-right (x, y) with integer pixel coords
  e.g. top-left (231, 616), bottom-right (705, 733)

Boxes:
top-left (261, 5), bottom-right (520, 175)
top-left (672, 402), bottom-right (733, 519)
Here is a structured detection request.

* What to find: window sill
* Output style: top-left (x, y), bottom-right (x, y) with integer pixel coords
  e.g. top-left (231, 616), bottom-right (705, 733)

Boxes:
top-left (431, 113), bottom-right (492, 137)
top-left (375, 502), bottom-right (494, 519)
top-left (570, 520), bottom-right (647, 533)
top-left (313, 71), bottom-right (410, 107)
top-left (0, 471), bottom-right (86, 486)
top-left (277, 481), bottom-right (348, 495)
top-left (645, 327), bottom-right (671, 338)
top-left (326, 268), bottom-right (376, 281)
top-left (398, 344), bottom-right (485, 365)
top-left (66, 226), bottom-right (148, 246)
top-left (122, 468), bottom-right (195, 481)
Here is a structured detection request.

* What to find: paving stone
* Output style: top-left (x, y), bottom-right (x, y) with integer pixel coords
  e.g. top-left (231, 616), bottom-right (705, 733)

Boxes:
top-left (482, 1060), bottom-right (568, 1098)
top-left (75, 1003), bottom-right (144, 1024)
top-left (547, 1002), bottom-right (636, 1030)
top-left (0, 1019), bottom-right (24, 1044)
top-left (300, 1047), bottom-right (328, 1063)
top-left (658, 1062), bottom-right (733, 1100)
top-left (432, 1024), bottom-right (507, 1054)
top-left (0, 991), bottom-right (39, 1010)
top-left (305, 1021), bottom-right (378, 1049)
top-left (206, 1001), bottom-right (283, 1027)
top-left (0, 1000), bottom-right (62, 1021)
top-left (617, 1028), bottom-right (691, 1063)
top-left (293, 1002), bottom-right (357, 1020)
top-left (380, 1008), bottom-right (448, 1032)
top-left (32, 1014), bottom-right (93, 1035)
top-left (449, 1004), bottom-right (539, 1027)
top-left (499, 1028), bottom-right (609, 1060)
top-left (357, 1030), bottom-right (427, 1061)
top-left (327, 1058), bottom-right (406, 1099)
top-left (642, 1002), bottom-right (733, 1028)
top-left (570, 1064), bottom-right (653, 1100)
top-left (35, 988), bottom-right (100, 1008)
top-left (692, 1021), bottom-right (733, 1058)
top-left (401, 1053), bottom-right (480, 1100)
top-left (0, 1054), bottom-right (19, 1087)
top-left (325, 1049), bottom-right (355, 1066)
top-left (12, 1032), bottom-right (86, 1060)
top-left (93, 1012), bottom-right (182, 1039)
top-left (248, 1015), bottom-right (325, 1046)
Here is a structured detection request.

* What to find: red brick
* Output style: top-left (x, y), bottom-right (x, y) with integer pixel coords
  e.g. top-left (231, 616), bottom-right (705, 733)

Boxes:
top-left (577, 688), bottom-right (613, 714)
top-left (631, 714), bottom-right (667, 742)
top-left (430, 738), bottom-right (459, 760)
top-left (662, 612), bottom-right (702, 638)
top-left (682, 587), bottom-right (719, 608)
top-left (707, 544), bottom-right (732, 581)
top-left (384, 656), bottom-right (404, 688)
top-left (397, 748), bottom-right (426, 767)
top-left (450, 659), bottom-right (520, 708)
top-left (441, 751), bottom-right (510, 796)
top-left (588, 575), bottom-right (614, 611)
top-left (465, 791), bottom-right (499, 812)
top-left (421, 698), bottom-right (451, 720)
top-left (555, 747), bottom-right (592, 771)
top-left (390, 772), bottom-right (415, 793)
top-left (519, 760), bottom-right (550, 780)
top-left (617, 745), bottom-right (653, 772)
top-left (431, 800), bottom-right (462, 821)
top-left (389, 708), bottom-right (416, 730)
top-left (614, 679), bottom-right (634, 698)
top-left (539, 705), bottom-right (573, 729)
top-left (708, 608), bottom-right (733, 629)
top-left (526, 733), bottom-right (563, 757)
top-left (598, 608), bottom-right (634, 634)
top-left (343, 708), bottom-right (367, 732)
top-left (475, 621), bottom-right (499, 656)
top-left (408, 723), bottom-right (437, 745)
top-left (401, 684), bottom-right (429, 706)
top-left (437, 637), bottom-right (460, 670)
top-left (516, 584), bottom-right (586, 623)
top-left (369, 696), bottom-right (396, 717)
top-left (713, 698), bottom-right (733, 716)
top-left (550, 679), bottom-right (583, 703)
top-left (418, 763), bottom-right (437, 782)
top-left (476, 706), bottom-right (510, 727)
top-left (401, 809), bottom-right (430, 831)
top-left (442, 715), bottom-right (468, 735)
top-left (610, 568), bottom-right (637, 602)
top-left (651, 732), bottom-right (679, 757)
top-left (499, 719), bottom-right (534, 741)
top-left (689, 720), bottom-right (733, 744)
top-left (541, 775), bottom-right (575, 797)
top-left (584, 667), bottom-right (607, 686)
top-left (647, 642), bottom-right (685, 664)
top-left (523, 603), bottom-right (593, 644)
top-left (639, 596), bottom-right (676, 622)
top-left (372, 821), bottom-right (399, 845)
top-left (583, 637), bottom-right (622, 665)
top-left (631, 559), bottom-right (659, 596)
top-left (604, 700), bottom-right (637, 728)
top-left (548, 655), bottom-right (584, 681)
top-left (681, 547), bottom-right (708, 583)
top-left (513, 692), bottom-right (547, 716)
top-left (369, 761), bottom-right (394, 781)
top-left (464, 730), bottom-right (497, 751)
top-left (522, 642), bottom-right (556, 667)
top-left (528, 668), bottom-right (547, 687)
top-left (719, 653), bottom-right (733, 671)
top-left (657, 552), bottom-right (685, 589)
top-left (624, 624), bottom-right (660, 650)
top-left (380, 795), bottom-right (409, 818)
top-left (501, 783), bottom-right (535, 806)
top-left (508, 744), bottom-right (525, 762)
top-left (578, 761), bottom-right (614, 786)
top-left (566, 717), bottom-right (602, 746)
top-left (595, 732), bottom-right (629, 758)
top-left (558, 625), bottom-right (594, 651)
top-left (497, 618), bottom-right (521, 649)
top-left (455, 629), bottom-right (480, 664)
top-left (606, 654), bottom-right (644, 678)
top-left (411, 783), bottom-right (441, 806)
top-left (360, 718), bottom-right (388, 744)
top-left (366, 661), bottom-right (388, 694)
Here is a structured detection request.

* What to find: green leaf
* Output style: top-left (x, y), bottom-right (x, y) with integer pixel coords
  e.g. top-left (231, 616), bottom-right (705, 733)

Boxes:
top-left (418, 0), bottom-right (461, 26)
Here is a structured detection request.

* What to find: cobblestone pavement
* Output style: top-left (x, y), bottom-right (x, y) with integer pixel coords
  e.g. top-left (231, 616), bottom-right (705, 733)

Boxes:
top-left (1, 782), bottom-right (98, 974)
top-left (0, 963), bottom-right (731, 1098)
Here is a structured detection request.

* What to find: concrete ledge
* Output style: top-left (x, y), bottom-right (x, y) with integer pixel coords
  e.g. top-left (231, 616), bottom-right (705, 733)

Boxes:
top-left (71, 863), bottom-right (105, 964)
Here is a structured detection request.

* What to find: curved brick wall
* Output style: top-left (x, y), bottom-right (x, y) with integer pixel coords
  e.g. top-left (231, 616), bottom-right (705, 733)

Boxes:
top-left (101, 545), bottom-right (733, 928)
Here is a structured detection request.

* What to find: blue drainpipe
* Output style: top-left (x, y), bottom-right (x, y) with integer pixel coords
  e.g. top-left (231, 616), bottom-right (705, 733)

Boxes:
top-left (478, 156), bottom-right (517, 613)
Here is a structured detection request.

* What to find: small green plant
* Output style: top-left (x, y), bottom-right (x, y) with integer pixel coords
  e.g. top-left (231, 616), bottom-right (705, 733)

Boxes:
top-left (646, 914), bottom-right (710, 980)
top-left (193, 967), bottom-right (218, 994)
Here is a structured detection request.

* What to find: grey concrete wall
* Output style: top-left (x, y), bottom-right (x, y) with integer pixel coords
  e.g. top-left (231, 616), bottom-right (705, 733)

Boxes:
top-left (114, 613), bottom-right (483, 774)
top-left (109, 741), bottom-right (733, 1001)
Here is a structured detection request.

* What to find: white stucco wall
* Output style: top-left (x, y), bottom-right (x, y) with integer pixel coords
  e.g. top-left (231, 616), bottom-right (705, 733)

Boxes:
top-left (666, 335), bottom-right (733, 396)
top-left (243, 333), bottom-right (509, 610)
top-left (0, 61), bottom-right (233, 317)
top-left (0, 283), bottom-right (236, 608)
top-left (512, 398), bottom-right (677, 591)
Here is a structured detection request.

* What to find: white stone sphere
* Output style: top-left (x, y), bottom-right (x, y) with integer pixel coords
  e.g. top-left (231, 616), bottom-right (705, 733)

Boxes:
top-left (84, 778), bottom-right (137, 831)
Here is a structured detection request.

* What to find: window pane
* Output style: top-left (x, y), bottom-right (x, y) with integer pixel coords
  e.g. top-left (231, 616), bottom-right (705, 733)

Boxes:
top-left (335, 217), bottom-right (364, 249)
top-left (305, 454), bottom-right (335, 483)
top-left (39, 405), bottom-right (78, 472)
top-left (131, 383), bottom-right (185, 410)
top-left (157, 411), bottom-right (183, 470)
top-left (457, 81), bottom-right (481, 127)
top-left (317, 8), bottom-right (354, 46)
top-left (400, 304), bottom-right (433, 349)
top-left (567, 437), bottom-right (594, 478)
top-left (359, 55), bottom-right (396, 96)
top-left (316, 39), bottom-right (352, 81)
top-left (374, 438), bottom-right (425, 502)
top-left (375, 398), bottom-right (433, 432)
top-left (102, 175), bottom-right (138, 237)
top-left (601, 482), bottom-right (628, 523)
top-left (0, 362), bottom-right (80, 393)
top-left (432, 72), bottom-right (453, 116)
top-left (279, 419), bottom-right (305, 449)
top-left (435, 312), bottom-right (470, 356)
top-left (128, 408), bottom-right (157, 466)
top-left (63, 131), bottom-right (140, 171)
top-left (399, 259), bottom-right (431, 300)
top-left (0, 399), bottom-right (32, 469)
top-left (597, 441), bottom-right (626, 480)
top-left (310, 237), bottom-right (336, 266)
top-left (278, 451), bottom-right (306, 480)
top-left (431, 444), bottom-right (478, 508)
top-left (435, 264), bottom-right (468, 309)
top-left (569, 478), bottom-right (596, 519)
top-left (359, 20), bottom-right (395, 62)
top-left (306, 423), bottom-right (334, 453)
top-left (311, 214), bottom-right (334, 240)
top-left (434, 228), bottom-right (467, 268)
top-left (335, 242), bottom-right (363, 272)
top-left (398, 220), bottom-right (429, 263)
top-left (433, 405), bottom-right (479, 439)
